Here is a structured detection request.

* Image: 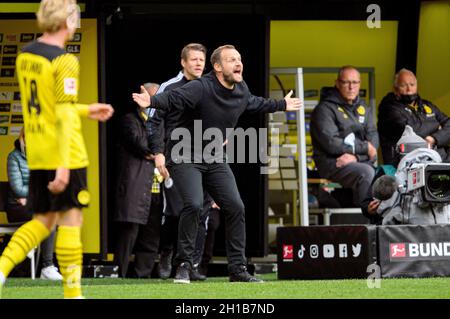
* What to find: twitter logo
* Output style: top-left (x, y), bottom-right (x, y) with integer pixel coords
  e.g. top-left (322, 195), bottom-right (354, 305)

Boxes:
top-left (352, 244), bottom-right (362, 257)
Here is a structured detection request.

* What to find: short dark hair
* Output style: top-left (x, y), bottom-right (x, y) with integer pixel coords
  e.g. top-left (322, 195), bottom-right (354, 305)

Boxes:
top-left (181, 43), bottom-right (207, 61)
top-left (337, 65), bottom-right (359, 80)
top-left (210, 44), bottom-right (236, 67)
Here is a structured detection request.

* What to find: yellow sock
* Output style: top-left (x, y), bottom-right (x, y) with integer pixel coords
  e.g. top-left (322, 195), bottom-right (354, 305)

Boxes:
top-left (56, 226), bottom-right (83, 299)
top-left (0, 219), bottom-right (50, 278)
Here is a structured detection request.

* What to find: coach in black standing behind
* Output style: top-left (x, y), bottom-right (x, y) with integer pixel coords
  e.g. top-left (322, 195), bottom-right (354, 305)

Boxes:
top-left (114, 83), bottom-right (161, 278)
top-left (133, 45), bottom-right (301, 283)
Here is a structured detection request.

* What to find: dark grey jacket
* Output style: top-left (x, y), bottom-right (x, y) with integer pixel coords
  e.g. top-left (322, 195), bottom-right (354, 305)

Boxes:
top-left (310, 87), bottom-right (379, 178)
top-left (114, 109), bottom-right (154, 224)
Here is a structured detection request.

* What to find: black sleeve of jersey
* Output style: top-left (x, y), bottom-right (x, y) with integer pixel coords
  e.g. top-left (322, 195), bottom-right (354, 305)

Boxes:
top-left (148, 108), bottom-right (166, 154)
top-left (246, 94), bottom-right (286, 113)
top-left (121, 114), bottom-right (151, 158)
top-left (430, 103), bottom-right (450, 147)
top-left (150, 80), bottom-right (203, 111)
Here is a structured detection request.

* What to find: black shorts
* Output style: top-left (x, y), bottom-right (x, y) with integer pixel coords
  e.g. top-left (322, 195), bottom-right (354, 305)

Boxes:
top-left (28, 168), bottom-right (89, 213)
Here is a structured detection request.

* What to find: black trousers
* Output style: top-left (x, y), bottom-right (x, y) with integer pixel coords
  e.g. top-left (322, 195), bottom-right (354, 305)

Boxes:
top-left (115, 193), bottom-right (162, 278)
top-left (169, 163), bottom-right (246, 272)
top-left (160, 186), bottom-right (215, 267)
top-left (327, 162), bottom-right (375, 206)
top-left (200, 208), bottom-right (221, 266)
top-left (158, 183), bottom-right (183, 258)
top-left (159, 215), bottom-right (178, 257)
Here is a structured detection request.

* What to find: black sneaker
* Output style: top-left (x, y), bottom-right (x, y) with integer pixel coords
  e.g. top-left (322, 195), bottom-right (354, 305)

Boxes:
top-left (190, 266), bottom-right (207, 281)
top-left (174, 263), bottom-right (191, 284)
top-left (158, 250), bottom-right (173, 280)
top-left (229, 265), bottom-right (264, 283)
top-left (198, 263), bottom-right (208, 276)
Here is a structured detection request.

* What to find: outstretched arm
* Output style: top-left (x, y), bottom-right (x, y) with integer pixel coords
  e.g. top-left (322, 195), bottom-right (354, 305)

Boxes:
top-left (86, 103), bottom-right (114, 121)
top-left (246, 90), bottom-right (302, 113)
top-left (132, 80), bottom-right (203, 111)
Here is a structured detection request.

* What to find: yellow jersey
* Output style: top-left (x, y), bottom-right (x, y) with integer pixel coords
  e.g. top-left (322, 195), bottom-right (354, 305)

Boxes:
top-left (16, 41), bottom-right (89, 170)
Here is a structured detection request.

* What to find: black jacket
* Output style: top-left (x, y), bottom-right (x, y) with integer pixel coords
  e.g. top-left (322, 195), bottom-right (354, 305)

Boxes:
top-left (148, 71), bottom-right (192, 156)
top-left (114, 109), bottom-right (154, 224)
top-left (310, 87), bottom-right (379, 178)
top-left (378, 92), bottom-right (450, 165)
top-left (150, 71), bottom-right (286, 163)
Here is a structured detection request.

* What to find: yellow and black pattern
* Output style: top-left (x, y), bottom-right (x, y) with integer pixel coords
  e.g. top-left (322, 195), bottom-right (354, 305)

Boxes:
top-left (0, 219), bottom-right (50, 278)
top-left (53, 54), bottom-right (79, 103)
top-left (53, 54), bottom-right (89, 169)
top-left (55, 226), bottom-right (83, 299)
top-left (152, 171), bottom-right (163, 194)
top-left (15, 41), bottom-right (88, 170)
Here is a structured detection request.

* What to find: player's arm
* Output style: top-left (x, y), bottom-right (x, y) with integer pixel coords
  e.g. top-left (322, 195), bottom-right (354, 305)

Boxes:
top-left (48, 54), bottom-right (81, 193)
top-left (75, 103), bottom-right (113, 121)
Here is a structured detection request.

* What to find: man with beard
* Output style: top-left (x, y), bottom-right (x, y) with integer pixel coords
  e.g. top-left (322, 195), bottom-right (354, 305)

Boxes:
top-left (378, 69), bottom-right (450, 165)
top-left (133, 44), bottom-right (301, 283)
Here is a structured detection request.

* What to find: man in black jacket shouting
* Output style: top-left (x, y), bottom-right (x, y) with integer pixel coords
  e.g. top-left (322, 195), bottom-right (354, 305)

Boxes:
top-left (310, 66), bottom-right (379, 207)
top-left (378, 68), bottom-right (450, 166)
top-left (133, 44), bottom-right (301, 283)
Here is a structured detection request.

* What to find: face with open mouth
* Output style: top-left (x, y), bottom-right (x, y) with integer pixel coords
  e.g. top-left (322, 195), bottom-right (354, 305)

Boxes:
top-left (219, 48), bottom-right (243, 86)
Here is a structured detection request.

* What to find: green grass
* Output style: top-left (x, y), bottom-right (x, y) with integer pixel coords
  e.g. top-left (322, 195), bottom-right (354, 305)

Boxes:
top-left (2, 273), bottom-right (450, 299)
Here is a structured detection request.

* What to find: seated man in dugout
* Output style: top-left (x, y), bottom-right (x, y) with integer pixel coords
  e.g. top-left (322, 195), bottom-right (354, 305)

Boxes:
top-left (310, 66), bottom-right (379, 207)
top-left (378, 68), bottom-right (450, 166)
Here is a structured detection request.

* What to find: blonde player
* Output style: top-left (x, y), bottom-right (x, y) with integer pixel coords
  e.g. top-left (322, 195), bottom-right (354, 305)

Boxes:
top-left (0, 0), bottom-right (113, 298)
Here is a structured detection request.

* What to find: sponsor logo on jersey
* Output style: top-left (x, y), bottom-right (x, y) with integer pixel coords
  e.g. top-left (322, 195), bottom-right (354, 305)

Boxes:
top-left (64, 78), bottom-right (77, 95)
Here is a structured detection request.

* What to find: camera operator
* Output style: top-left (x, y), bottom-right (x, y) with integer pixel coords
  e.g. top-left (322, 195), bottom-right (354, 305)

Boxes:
top-left (362, 126), bottom-right (450, 225)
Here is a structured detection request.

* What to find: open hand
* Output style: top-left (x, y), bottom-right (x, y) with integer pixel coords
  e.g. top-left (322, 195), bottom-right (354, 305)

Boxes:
top-left (284, 90), bottom-right (302, 111)
top-left (132, 86), bottom-right (151, 108)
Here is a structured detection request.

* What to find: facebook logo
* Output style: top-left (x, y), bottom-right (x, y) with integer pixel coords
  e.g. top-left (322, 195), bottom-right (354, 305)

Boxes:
top-left (339, 244), bottom-right (348, 258)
